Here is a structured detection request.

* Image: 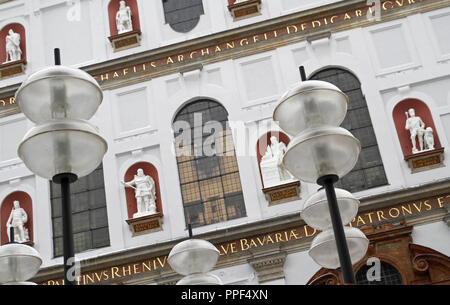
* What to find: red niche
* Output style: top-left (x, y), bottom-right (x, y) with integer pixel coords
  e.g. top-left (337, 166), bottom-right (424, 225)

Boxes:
top-left (1, 191), bottom-right (33, 245)
top-left (393, 99), bottom-right (441, 157)
top-left (108, 0), bottom-right (140, 36)
top-left (123, 162), bottom-right (162, 219)
top-left (256, 131), bottom-right (291, 186)
top-left (0, 23), bottom-right (26, 65)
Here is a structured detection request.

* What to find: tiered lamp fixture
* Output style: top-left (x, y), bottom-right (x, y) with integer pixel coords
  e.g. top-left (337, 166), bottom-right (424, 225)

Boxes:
top-left (273, 67), bottom-right (369, 284)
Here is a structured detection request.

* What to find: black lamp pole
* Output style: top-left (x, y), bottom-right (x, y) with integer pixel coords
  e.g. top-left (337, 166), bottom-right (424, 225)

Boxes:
top-left (51, 48), bottom-right (79, 285)
top-left (300, 66), bottom-right (356, 284)
top-left (317, 175), bottom-right (356, 284)
top-left (53, 173), bottom-right (78, 285)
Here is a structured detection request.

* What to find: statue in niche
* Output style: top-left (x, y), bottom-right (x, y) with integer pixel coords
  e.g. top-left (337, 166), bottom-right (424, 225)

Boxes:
top-left (405, 108), bottom-right (435, 154)
top-left (5, 29), bottom-right (22, 63)
top-left (122, 168), bottom-right (157, 218)
top-left (116, 0), bottom-right (133, 35)
top-left (260, 136), bottom-right (294, 187)
top-left (6, 200), bottom-right (30, 243)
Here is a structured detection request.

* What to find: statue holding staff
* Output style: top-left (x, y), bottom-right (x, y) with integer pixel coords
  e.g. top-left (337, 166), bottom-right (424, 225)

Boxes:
top-left (122, 168), bottom-right (157, 218)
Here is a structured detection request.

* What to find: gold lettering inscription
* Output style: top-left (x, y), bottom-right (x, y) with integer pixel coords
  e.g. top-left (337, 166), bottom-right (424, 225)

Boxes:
top-left (312, 20), bottom-right (321, 28)
top-left (286, 25), bottom-right (298, 34)
top-left (383, 1), bottom-right (394, 10)
top-left (389, 207), bottom-right (400, 218)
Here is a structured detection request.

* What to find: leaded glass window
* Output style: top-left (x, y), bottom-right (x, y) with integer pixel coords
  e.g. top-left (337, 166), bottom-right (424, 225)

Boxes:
top-left (162, 0), bottom-right (204, 33)
top-left (173, 100), bottom-right (246, 228)
top-left (356, 261), bottom-right (403, 285)
top-left (310, 68), bottom-right (388, 193)
top-left (50, 164), bottom-right (110, 257)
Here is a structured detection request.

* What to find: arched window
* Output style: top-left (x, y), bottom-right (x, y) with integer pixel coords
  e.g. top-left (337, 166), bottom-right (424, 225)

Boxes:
top-left (356, 261), bottom-right (403, 285)
top-left (310, 68), bottom-right (388, 193)
top-left (162, 0), bottom-right (204, 33)
top-left (173, 100), bottom-right (246, 228)
top-left (50, 164), bottom-right (110, 257)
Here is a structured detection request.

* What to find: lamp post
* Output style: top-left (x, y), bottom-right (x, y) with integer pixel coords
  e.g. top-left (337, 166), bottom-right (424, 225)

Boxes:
top-left (273, 67), bottom-right (368, 284)
top-left (0, 228), bottom-right (42, 285)
top-left (168, 224), bottom-right (222, 285)
top-left (16, 49), bottom-right (107, 285)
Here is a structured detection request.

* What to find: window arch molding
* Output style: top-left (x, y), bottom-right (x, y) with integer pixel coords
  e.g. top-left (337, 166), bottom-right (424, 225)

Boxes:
top-left (355, 259), bottom-right (405, 285)
top-left (353, 253), bottom-right (407, 285)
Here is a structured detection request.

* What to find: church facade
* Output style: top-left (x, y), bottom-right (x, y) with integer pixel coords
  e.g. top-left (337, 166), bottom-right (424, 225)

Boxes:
top-left (0, 0), bottom-right (448, 285)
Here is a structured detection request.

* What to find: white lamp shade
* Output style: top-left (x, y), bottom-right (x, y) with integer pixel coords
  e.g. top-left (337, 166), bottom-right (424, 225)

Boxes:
top-left (18, 119), bottom-right (107, 180)
top-left (283, 126), bottom-right (361, 183)
top-left (301, 188), bottom-right (359, 230)
top-left (273, 80), bottom-right (348, 136)
top-left (168, 239), bottom-right (220, 276)
top-left (176, 273), bottom-right (223, 285)
top-left (308, 227), bottom-right (369, 269)
top-left (16, 65), bottom-right (102, 124)
top-left (0, 243), bottom-right (42, 283)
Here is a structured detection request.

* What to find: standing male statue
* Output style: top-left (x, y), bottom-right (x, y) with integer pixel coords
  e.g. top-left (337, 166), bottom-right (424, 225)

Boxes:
top-left (6, 200), bottom-right (29, 243)
top-left (260, 136), bottom-right (294, 186)
top-left (405, 108), bottom-right (426, 154)
top-left (116, 0), bottom-right (133, 34)
top-left (5, 29), bottom-right (22, 63)
top-left (122, 168), bottom-right (157, 218)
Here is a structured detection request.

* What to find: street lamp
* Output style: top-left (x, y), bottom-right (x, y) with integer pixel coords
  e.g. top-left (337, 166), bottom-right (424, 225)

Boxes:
top-left (16, 49), bottom-right (107, 285)
top-left (0, 228), bottom-right (42, 285)
top-left (168, 225), bottom-right (222, 285)
top-left (273, 67), bottom-right (368, 284)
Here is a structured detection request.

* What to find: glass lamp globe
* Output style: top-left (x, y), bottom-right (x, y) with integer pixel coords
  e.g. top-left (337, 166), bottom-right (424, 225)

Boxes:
top-left (301, 188), bottom-right (359, 230)
top-left (273, 80), bottom-right (348, 136)
top-left (0, 243), bottom-right (42, 284)
top-left (17, 119), bottom-right (108, 180)
top-left (15, 65), bottom-right (102, 124)
top-left (282, 126), bottom-right (361, 183)
top-left (308, 227), bottom-right (369, 269)
top-left (176, 273), bottom-right (223, 285)
top-left (168, 239), bottom-right (220, 276)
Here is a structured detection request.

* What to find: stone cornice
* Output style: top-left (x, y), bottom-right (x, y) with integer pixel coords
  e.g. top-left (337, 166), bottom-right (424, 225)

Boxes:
top-left (32, 178), bottom-right (450, 284)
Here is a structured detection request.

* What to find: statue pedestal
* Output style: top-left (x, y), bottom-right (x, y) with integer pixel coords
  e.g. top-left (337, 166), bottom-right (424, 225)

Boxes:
top-left (404, 147), bottom-right (445, 173)
top-left (125, 212), bottom-right (163, 236)
top-left (262, 181), bottom-right (301, 206)
top-left (260, 158), bottom-right (284, 188)
top-left (228, 0), bottom-right (262, 21)
top-left (0, 59), bottom-right (26, 79)
top-left (108, 29), bottom-right (141, 52)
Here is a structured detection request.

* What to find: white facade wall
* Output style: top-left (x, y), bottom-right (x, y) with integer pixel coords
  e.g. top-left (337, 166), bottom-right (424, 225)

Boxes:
top-left (0, 0), bottom-right (448, 283)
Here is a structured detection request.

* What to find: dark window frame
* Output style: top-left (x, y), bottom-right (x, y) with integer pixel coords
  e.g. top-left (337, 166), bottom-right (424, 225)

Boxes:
top-left (310, 68), bottom-right (388, 193)
top-left (50, 164), bottom-right (110, 257)
top-left (173, 100), bottom-right (247, 228)
top-left (356, 261), bottom-right (404, 285)
top-left (162, 0), bottom-right (204, 33)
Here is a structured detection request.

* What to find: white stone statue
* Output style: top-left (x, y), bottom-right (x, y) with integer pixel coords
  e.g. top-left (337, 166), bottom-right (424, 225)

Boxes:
top-left (424, 127), bottom-right (435, 150)
top-left (405, 108), bottom-right (426, 154)
top-left (116, 0), bottom-right (132, 34)
top-left (122, 168), bottom-right (157, 218)
top-left (5, 29), bottom-right (22, 63)
top-left (6, 200), bottom-right (29, 243)
top-left (260, 136), bottom-right (294, 187)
